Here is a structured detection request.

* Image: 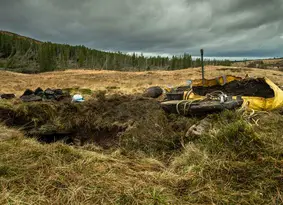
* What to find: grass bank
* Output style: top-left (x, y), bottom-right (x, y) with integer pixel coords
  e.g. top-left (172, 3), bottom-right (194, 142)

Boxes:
top-left (1, 94), bottom-right (283, 204)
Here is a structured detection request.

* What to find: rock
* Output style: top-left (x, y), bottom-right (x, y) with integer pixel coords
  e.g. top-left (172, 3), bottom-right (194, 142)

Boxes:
top-left (54, 89), bottom-right (64, 100)
top-left (22, 89), bottom-right (34, 96)
top-left (143, 86), bottom-right (163, 98)
top-left (0, 94), bottom-right (16, 99)
top-left (20, 95), bottom-right (42, 102)
top-left (54, 89), bottom-right (63, 95)
top-left (20, 88), bottom-right (71, 102)
top-left (186, 118), bottom-right (212, 138)
top-left (44, 88), bottom-right (55, 99)
top-left (44, 88), bottom-right (55, 95)
top-left (34, 87), bottom-right (44, 96)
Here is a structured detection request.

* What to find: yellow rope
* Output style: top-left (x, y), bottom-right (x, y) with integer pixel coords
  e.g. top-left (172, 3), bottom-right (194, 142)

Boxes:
top-left (176, 90), bottom-right (229, 115)
top-left (176, 100), bottom-right (197, 115)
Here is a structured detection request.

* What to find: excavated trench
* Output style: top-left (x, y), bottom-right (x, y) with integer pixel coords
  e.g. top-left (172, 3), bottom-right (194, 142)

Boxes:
top-left (1, 79), bottom-right (276, 148)
top-left (5, 79), bottom-right (269, 152)
top-left (0, 100), bottom-right (132, 147)
top-left (1, 79), bottom-right (275, 149)
top-left (28, 125), bottom-right (126, 148)
top-left (0, 95), bottom-right (191, 155)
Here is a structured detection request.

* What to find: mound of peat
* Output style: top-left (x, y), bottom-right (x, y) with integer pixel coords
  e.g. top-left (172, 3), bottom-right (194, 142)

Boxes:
top-left (193, 78), bottom-right (275, 98)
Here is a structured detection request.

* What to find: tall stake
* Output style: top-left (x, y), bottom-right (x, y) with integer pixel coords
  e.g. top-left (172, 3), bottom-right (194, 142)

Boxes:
top-left (200, 49), bottom-right (204, 85)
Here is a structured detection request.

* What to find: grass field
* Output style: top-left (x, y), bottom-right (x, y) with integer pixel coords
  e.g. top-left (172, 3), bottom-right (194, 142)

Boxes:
top-left (1, 66), bottom-right (283, 204)
top-left (232, 58), bottom-right (283, 68)
top-left (1, 66), bottom-right (283, 96)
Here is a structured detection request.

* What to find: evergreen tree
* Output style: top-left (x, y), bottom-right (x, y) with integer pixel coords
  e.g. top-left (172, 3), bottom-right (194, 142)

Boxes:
top-left (0, 31), bottom-right (232, 73)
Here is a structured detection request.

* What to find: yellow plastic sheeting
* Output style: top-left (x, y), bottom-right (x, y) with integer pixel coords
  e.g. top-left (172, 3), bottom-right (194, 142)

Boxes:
top-left (182, 76), bottom-right (283, 111)
top-left (183, 75), bottom-right (243, 101)
top-left (241, 78), bottom-right (283, 111)
top-left (164, 75), bottom-right (241, 93)
top-left (183, 90), bottom-right (204, 101)
top-left (192, 75), bottom-right (242, 87)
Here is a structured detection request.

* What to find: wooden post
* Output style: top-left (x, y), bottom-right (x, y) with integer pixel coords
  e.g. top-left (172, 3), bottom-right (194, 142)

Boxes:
top-left (200, 49), bottom-right (204, 85)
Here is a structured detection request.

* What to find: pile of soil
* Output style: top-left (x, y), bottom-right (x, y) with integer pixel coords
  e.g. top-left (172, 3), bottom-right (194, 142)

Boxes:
top-left (193, 78), bottom-right (275, 98)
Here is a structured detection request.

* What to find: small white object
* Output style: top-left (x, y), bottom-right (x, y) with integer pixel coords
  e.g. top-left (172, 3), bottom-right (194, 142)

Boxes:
top-left (220, 95), bottom-right (224, 103)
top-left (72, 94), bottom-right (85, 102)
top-left (186, 80), bottom-right (192, 86)
top-left (219, 94), bottom-right (228, 103)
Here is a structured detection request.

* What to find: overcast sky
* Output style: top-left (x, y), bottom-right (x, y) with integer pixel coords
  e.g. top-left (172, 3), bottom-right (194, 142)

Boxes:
top-left (1, 0), bottom-right (283, 58)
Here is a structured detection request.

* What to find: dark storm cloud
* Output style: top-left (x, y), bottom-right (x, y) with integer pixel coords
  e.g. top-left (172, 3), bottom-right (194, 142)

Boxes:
top-left (1, 0), bottom-right (283, 57)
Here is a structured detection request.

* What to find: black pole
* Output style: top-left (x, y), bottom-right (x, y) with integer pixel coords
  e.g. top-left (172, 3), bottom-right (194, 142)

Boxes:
top-left (200, 49), bottom-right (204, 85)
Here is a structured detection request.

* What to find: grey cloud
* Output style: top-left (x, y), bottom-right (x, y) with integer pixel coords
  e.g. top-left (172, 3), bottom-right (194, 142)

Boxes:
top-left (0, 0), bottom-right (283, 57)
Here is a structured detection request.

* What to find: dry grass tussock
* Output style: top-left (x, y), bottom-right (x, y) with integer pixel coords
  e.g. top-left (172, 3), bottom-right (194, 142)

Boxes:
top-left (0, 126), bottom-right (178, 205)
top-left (1, 67), bottom-right (283, 204)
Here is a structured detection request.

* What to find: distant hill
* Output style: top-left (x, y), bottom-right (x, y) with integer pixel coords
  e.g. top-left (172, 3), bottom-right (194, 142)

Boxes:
top-left (0, 30), bottom-right (42, 44)
top-left (0, 30), bottom-right (232, 73)
top-left (232, 58), bottom-right (283, 71)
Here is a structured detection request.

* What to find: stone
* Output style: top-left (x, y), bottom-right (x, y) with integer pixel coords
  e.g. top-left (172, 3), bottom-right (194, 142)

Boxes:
top-left (34, 87), bottom-right (44, 96)
top-left (20, 95), bottom-right (42, 102)
top-left (143, 86), bottom-right (163, 98)
top-left (44, 88), bottom-right (55, 95)
top-left (22, 89), bottom-right (34, 96)
top-left (54, 89), bottom-right (63, 95)
top-left (19, 88), bottom-right (71, 102)
top-left (186, 117), bottom-right (212, 138)
top-left (44, 88), bottom-right (55, 99)
top-left (0, 94), bottom-right (16, 99)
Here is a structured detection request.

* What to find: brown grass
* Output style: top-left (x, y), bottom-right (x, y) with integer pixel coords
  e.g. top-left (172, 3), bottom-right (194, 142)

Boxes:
top-left (1, 66), bottom-right (283, 96)
top-left (0, 126), bottom-right (180, 205)
top-left (232, 58), bottom-right (283, 67)
top-left (1, 67), bottom-right (283, 204)
top-left (1, 108), bottom-right (283, 204)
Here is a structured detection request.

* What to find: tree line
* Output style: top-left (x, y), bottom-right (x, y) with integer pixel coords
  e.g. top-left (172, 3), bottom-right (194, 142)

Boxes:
top-left (0, 31), bottom-right (232, 73)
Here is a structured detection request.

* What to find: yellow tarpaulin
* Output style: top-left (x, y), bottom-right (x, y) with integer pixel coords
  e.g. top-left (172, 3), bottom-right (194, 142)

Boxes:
top-left (182, 75), bottom-right (283, 111)
top-left (192, 75), bottom-right (242, 87)
top-left (242, 78), bottom-right (283, 111)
